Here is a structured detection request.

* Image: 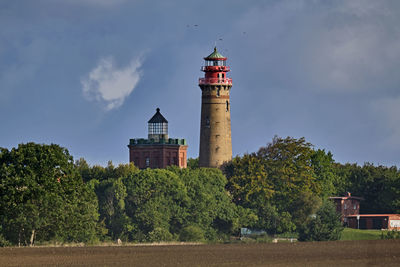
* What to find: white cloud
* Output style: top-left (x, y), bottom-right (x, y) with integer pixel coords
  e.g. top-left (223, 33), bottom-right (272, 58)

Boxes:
top-left (82, 56), bottom-right (143, 110)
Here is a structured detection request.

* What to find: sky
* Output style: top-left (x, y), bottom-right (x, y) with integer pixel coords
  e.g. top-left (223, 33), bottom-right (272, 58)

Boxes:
top-left (1, 0), bottom-right (400, 167)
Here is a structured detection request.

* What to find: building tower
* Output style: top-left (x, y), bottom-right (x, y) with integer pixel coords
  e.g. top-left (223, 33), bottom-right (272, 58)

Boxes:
top-left (128, 108), bottom-right (188, 169)
top-left (198, 47), bottom-right (232, 167)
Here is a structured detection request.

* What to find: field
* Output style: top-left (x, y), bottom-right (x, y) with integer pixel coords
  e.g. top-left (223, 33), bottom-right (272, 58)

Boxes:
top-left (340, 228), bottom-right (383, 240)
top-left (1, 240), bottom-right (400, 266)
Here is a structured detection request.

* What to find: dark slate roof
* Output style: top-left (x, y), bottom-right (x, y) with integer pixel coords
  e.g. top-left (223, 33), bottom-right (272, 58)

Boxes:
top-left (148, 108), bottom-right (168, 123)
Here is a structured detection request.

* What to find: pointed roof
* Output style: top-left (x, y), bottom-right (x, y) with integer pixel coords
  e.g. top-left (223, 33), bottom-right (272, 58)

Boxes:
top-left (204, 47), bottom-right (226, 60)
top-left (148, 108), bottom-right (168, 123)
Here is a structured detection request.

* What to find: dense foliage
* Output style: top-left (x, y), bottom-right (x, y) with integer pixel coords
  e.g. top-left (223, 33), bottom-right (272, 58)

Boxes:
top-left (298, 200), bottom-right (343, 241)
top-left (1, 137), bottom-right (400, 246)
top-left (0, 143), bottom-right (100, 246)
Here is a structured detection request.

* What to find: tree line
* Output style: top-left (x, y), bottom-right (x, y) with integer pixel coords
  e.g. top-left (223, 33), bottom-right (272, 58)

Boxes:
top-left (1, 137), bottom-right (399, 246)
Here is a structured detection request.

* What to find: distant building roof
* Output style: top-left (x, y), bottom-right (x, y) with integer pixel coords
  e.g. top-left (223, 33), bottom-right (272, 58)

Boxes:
top-left (204, 47), bottom-right (226, 60)
top-left (346, 214), bottom-right (400, 217)
top-left (148, 108), bottom-right (168, 123)
top-left (329, 192), bottom-right (364, 201)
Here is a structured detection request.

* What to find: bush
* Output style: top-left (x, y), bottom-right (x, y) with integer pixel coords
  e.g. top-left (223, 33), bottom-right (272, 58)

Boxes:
top-left (147, 228), bottom-right (174, 242)
top-left (0, 234), bottom-right (11, 247)
top-left (298, 200), bottom-right (343, 241)
top-left (381, 230), bottom-right (400, 240)
top-left (179, 226), bottom-right (205, 242)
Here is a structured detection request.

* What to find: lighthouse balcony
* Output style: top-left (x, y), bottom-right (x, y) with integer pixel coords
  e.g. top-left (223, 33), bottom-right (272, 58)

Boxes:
top-left (199, 77), bottom-right (232, 85)
top-left (201, 66), bottom-right (230, 72)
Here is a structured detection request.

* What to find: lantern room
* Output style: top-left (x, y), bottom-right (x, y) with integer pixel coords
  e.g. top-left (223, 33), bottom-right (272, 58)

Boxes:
top-left (199, 47), bottom-right (232, 85)
top-left (148, 108), bottom-right (168, 141)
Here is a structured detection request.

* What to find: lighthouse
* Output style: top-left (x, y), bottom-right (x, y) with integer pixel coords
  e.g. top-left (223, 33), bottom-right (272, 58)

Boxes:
top-left (198, 47), bottom-right (232, 168)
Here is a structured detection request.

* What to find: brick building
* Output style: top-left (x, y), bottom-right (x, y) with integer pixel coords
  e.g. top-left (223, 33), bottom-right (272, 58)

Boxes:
top-left (330, 192), bottom-right (400, 230)
top-left (346, 214), bottom-right (400, 230)
top-left (128, 108), bottom-right (187, 169)
top-left (329, 192), bottom-right (363, 219)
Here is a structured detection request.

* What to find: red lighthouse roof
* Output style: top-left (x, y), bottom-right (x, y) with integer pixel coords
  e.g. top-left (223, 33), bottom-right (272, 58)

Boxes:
top-left (204, 47), bottom-right (226, 60)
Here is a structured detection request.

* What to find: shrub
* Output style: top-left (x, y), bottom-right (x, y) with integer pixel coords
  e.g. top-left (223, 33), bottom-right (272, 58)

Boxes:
top-left (298, 200), bottom-right (343, 241)
top-left (147, 227), bottom-right (173, 242)
top-left (179, 226), bottom-right (205, 242)
top-left (0, 234), bottom-right (11, 247)
top-left (381, 230), bottom-right (400, 240)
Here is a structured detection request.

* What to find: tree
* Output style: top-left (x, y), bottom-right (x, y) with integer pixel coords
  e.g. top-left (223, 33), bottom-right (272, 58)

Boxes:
top-left (123, 169), bottom-right (188, 241)
top-left (298, 200), bottom-right (343, 241)
top-left (187, 158), bottom-right (199, 169)
top-left (77, 161), bottom-right (139, 241)
top-left (311, 149), bottom-right (340, 198)
top-left (171, 167), bottom-right (244, 240)
top-left (224, 136), bottom-right (321, 233)
top-left (0, 143), bottom-right (100, 246)
top-left (334, 163), bottom-right (400, 214)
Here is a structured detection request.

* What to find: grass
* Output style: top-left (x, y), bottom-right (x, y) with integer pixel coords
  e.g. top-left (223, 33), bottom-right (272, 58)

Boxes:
top-left (340, 228), bottom-right (383, 241)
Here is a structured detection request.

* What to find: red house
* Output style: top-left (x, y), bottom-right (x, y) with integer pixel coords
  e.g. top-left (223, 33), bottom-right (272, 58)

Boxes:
top-left (346, 214), bottom-right (400, 230)
top-left (329, 192), bottom-right (363, 219)
top-left (330, 192), bottom-right (400, 230)
top-left (128, 108), bottom-right (188, 169)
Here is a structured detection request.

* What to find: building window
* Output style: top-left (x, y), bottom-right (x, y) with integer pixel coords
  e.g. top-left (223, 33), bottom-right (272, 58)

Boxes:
top-left (145, 158), bottom-right (150, 167)
top-left (354, 204), bottom-right (357, 210)
top-left (344, 204), bottom-right (347, 210)
top-left (206, 117), bottom-right (210, 128)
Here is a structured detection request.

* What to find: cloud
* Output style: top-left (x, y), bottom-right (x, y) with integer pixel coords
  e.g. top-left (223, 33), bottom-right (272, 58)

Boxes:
top-left (232, 0), bottom-right (400, 93)
top-left (81, 56), bottom-right (143, 111)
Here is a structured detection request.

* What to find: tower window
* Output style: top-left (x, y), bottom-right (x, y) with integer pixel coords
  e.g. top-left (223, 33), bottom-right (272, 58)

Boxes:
top-left (217, 88), bottom-right (220, 97)
top-left (226, 101), bottom-right (229, 111)
top-left (206, 117), bottom-right (210, 128)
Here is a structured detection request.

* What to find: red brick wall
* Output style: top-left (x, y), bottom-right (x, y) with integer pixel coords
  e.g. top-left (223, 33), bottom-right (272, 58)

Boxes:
top-left (332, 197), bottom-right (361, 221)
top-left (128, 144), bottom-right (187, 169)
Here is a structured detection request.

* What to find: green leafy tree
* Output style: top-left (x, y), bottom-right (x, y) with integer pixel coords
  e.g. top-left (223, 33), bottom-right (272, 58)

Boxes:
top-left (334, 163), bottom-right (400, 214)
top-left (311, 149), bottom-right (340, 198)
top-left (0, 143), bottom-right (100, 246)
top-left (187, 158), bottom-right (199, 169)
top-left (169, 166), bottom-right (243, 240)
top-left (123, 169), bottom-right (188, 241)
top-left (298, 200), bottom-right (343, 241)
top-left (224, 136), bottom-right (321, 233)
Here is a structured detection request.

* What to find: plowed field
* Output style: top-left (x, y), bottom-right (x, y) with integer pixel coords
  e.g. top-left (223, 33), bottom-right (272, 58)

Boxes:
top-left (1, 240), bottom-right (399, 266)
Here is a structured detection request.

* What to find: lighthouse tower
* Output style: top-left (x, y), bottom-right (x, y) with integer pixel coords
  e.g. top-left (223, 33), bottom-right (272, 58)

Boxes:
top-left (198, 47), bottom-right (232, 168)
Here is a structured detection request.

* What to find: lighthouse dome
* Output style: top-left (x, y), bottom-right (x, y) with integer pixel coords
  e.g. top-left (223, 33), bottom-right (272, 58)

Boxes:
top-left (204, 47), bottom-right (226, 60)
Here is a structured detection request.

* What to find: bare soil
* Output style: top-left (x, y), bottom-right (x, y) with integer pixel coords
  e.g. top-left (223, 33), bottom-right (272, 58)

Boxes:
top-left (1, 240), bottom-right (399, 266)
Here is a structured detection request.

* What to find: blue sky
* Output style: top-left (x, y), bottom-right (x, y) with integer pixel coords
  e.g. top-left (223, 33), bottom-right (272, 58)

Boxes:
top-left (1, 0), bottom-right (400, 167)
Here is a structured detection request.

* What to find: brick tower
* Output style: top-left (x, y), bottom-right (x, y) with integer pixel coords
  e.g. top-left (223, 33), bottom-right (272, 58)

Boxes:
top-left (198, 47), bottom-right (232, 168)
top-left (128, 108), bottom-right (188, 169)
